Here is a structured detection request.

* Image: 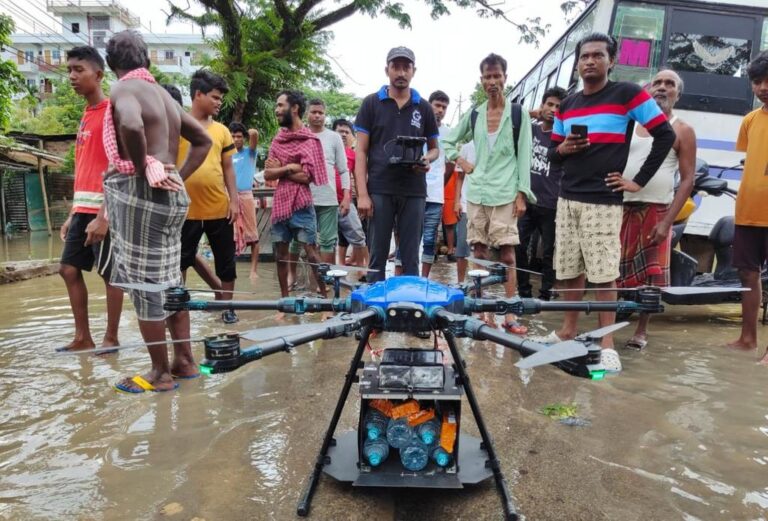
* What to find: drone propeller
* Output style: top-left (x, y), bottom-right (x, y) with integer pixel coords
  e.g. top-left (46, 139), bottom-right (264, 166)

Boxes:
top-left (279, 259), bottom-right (378, 274)
top-left (467, 256), bottom-right (542, 276)
top-left (54, 337), bottom-right (205, 355)
top-left (552, 286), bottom-right (748, 295)
top-left (112, 282), bottom-right (258, 295)
top-left (576, 321), bottom-right (630, 341)
top-left (514, 340), bottom-right (588, 369)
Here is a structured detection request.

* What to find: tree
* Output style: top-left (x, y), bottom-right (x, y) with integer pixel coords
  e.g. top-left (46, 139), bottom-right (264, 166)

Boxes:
top-left (469, 81), bottom-right (514, 107)
top-left (10, 76), bottom-right (88, 135)
top-left (0, 15), bottom-right (26, 132)
top-left (166, 0), bottom-right (556, 135)
top-left (305, 89), bottom-right (362, 123)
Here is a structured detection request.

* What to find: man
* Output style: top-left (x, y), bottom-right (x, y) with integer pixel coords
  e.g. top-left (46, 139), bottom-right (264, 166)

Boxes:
top-left (618, 69), bottom-right (696, 350)
top-left (265, 90), bottom-right (328, 299)
top-left (229, 122), bottom-right (261, 280)
top-left (333, 119), bottom-right (369, 270)
top-left (163, 83), bottom-right (221, 293)
top-left (178, 70), bottom-right (240, 324)
top-left (355, 47), bottom-right (439, 282)
top-left (396, 90), bottom-right (452, 278)
top-left (103, 30), bottom-right (211, 392)
top-left (452, 141), bottom-right (475, 284)
top-left (537, 33), bottom-right (675, 373)
top-left (443, 53), bottom-right (535, 334)
top-left (726, 51), bottom-right (768, 365)
top-left (516, 86), bottom-right (567, 301)
top-left (286, 99), bottom-right (349, 286)
top-left (57, 46), bottom-right (123, 353)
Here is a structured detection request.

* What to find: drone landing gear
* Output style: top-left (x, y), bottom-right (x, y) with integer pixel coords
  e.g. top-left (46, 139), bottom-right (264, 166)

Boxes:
top-left (295, 328), bottom-right (518, 521)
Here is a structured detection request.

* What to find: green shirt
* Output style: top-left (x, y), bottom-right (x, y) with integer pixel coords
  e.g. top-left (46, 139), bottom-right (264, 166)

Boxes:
top-left (443, 101), bottom-right (535, 206)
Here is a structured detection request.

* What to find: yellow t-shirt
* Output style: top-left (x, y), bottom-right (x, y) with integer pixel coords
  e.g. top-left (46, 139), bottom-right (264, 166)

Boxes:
top-left (177, 121), bottom-right (235, 220)
top-left (735, 108), bottom-right (768, 227)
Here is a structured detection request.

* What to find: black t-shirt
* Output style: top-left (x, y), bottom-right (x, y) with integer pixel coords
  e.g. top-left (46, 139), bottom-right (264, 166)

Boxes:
top-left (354, 86), bottom-right (439, 197)
top-left (530, 123), bottom-right (562, 210)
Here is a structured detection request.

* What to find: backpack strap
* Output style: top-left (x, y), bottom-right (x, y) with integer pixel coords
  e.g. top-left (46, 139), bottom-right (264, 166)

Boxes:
top-left (470, 103), bottom-right (522, 155)
top-left (470, 108), bottom-right (479, 139)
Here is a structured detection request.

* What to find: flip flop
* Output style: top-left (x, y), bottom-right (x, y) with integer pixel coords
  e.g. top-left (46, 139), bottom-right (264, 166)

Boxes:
top-left (625, 337), bottom-right (648, 351)
top-left (502, 321), bottom-right (528, 335)
top-left (172, 372), bottom-right (200, 380)
top-left (114, 375), bottom-right (179, 394)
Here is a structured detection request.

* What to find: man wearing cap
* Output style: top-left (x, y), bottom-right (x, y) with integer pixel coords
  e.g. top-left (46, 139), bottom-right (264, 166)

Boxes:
top-left (354, 46), bottom-right (440, 281)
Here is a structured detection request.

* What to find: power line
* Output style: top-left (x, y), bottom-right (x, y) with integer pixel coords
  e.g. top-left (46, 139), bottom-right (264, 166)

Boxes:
top-left (3, 43), bottom-right (70, 80)
top-left (1, 0), bottom-right (88, 47)
top-left (90, 0), bottom-right (180, 48)
top-left (25, 0), bottom-right (92, 46)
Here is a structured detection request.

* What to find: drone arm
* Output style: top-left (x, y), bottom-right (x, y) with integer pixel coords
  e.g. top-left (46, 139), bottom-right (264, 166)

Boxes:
top-left (457, 275), bottom-right (506, 296)
top-left (465, 297), bottom-right (659, 316)
top-left (166, 297), bottom-right (351, 314)
top-left (200, 308), bottom-right (381, 374)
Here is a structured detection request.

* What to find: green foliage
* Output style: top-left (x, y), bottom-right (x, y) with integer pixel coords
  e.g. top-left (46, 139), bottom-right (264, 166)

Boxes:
top-left (469, 82), bottom-right (514, 107)
top-left (165, 0), bottom-right (561, 141)
top-left (539, 403), bottom-right (578, 419)
top-left (304, 89), bottom-right (362, 124)
top-left (0, 15), bottom-right (26, 131)
top-left (150, 64), bottom-right (191, 103)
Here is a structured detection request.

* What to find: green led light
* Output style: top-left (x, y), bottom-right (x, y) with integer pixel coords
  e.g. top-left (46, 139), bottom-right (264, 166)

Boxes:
top-left (199, 364), bottom-right (213, 375)
top-left (590, 370), bottom-right (605, 381)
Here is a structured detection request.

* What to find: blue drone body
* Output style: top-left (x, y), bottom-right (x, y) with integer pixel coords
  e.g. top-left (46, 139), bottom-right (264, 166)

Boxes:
top-left (350, 276), bottom-right (464, 314)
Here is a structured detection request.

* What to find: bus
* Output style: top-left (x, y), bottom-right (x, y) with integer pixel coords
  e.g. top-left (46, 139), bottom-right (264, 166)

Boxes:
top-left (509, 0), bottom-right (768, 236)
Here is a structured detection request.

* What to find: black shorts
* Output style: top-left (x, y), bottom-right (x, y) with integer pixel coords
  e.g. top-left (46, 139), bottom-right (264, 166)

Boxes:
top-left (60, 212), bottom-right (113, 278)
top-left (733, 225), bottom-right (768, 272)
top-left (180, 218), bottom-right (237, 282)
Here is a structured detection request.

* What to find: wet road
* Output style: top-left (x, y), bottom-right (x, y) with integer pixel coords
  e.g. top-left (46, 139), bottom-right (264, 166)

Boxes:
top-left (1, 234), bottom-right (767, 520)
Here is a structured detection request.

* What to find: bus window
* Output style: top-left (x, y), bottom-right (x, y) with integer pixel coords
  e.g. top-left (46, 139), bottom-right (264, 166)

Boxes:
top-left (611, 2), bottom-right (665, 86)
top-left (564, 8), bottom-right (596, 57)
top-left (556, 52), bottom-right (576, 90)
top-left (757, 18), bottom-right (768, 109)
top-left (542, 42), bottom-right (565, 79)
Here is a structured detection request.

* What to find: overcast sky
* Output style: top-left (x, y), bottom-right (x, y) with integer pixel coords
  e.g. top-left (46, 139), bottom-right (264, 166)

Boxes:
top-left (12, 0), bottom-right (576, 125)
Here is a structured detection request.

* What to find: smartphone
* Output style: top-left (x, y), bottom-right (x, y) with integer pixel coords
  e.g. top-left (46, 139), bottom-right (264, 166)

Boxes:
top-left (571, 124), bottom-right (588, 138)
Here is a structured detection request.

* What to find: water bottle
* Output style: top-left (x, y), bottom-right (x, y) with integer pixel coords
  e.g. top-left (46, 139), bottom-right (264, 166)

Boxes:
top-left (416, 418), bottom-right (440, 445)
top-left (363, 409), bottom-right (389, 441)
top-left (400, 436), bottom-right (429, 471)
top-left (363, 437), bottom-right (389, 467)
top-left (431, 445), bottom-right (452, 467)
top-left (386, 417), bottom-right (413, 449)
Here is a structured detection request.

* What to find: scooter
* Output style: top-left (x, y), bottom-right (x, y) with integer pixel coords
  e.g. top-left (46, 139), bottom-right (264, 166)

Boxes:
top-left (666, 161), bottom-right (768, 319)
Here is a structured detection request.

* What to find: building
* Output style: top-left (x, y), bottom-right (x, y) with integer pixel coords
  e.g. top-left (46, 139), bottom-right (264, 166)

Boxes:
top-left (4, 0), bottom-right (211, 94)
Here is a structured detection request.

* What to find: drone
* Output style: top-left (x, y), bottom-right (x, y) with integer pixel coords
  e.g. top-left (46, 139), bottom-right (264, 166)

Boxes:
top-left (78, 261), bottom-right (746, 520)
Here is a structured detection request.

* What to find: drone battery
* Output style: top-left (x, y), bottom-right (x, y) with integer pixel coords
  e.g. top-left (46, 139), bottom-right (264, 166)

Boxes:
top-left (378, 349), bottom-right (444, 390)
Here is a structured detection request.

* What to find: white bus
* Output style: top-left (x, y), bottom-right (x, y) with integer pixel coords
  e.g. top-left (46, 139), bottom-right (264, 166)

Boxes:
top-left (509, 0), bottom-right (768, 236)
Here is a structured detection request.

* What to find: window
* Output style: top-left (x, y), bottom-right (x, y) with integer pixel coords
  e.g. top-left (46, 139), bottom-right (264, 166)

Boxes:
top-left (90, 16), bottom-right (110, 30)
top-left (667, 34), bottom-right (751, 77)
top-left (93, 31), bottom-right (107, 48)
top-left (52, 49), bottom-right (61, 64)
top-left (164, 50), bottom-right (175, 61)
top-left (24, 50), bottom-right (34, 64)
top-left (533, 78), bottom-right (548, 109)
top-left (761, 17), bottom-right (768, 50)
top-left (612, 3), bottom-right (665, 86)
top-left (184, 51), bottom-right (191, 57)
top-left (17, 50), bottom-right (23, 64)
top-left (542, 42), bottom-right (564, 78)
top-left (71, 22), bottom-right (80, 34)
top-left (556, 52), bottom-right (576, 90)
top-left (564, 8), bottom-right (596, 57)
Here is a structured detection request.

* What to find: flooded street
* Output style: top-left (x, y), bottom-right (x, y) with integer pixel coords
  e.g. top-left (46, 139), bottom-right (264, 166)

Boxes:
top-left (1, 234), bottom-right (767, 520)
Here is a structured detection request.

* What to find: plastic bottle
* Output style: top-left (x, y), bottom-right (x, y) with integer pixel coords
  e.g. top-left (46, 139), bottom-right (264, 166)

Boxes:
top-left (431, 445), bottom-right (452, 467)
top-left (386, 417), bottom-right (413, 449)
top-left (400, 436), bottom-right (430, 471)
top-left (363, 437), bottom-right (389, 467)
top-left (416, 418), bottom-right (441, 445)
top-left (363, 409), bottom-right (389, 441)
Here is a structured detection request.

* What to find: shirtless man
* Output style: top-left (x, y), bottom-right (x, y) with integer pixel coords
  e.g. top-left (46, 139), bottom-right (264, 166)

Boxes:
top-left (103, 31), bottom-right (211, 393)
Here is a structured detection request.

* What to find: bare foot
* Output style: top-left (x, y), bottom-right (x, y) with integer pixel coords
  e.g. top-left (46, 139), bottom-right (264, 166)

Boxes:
top-left (115, 372), bottom-right (177, 392)
top-left (249, 271), bottom-right (259, 281)
top-left (275, 312), bottom-right (286, 322)
top-left (171, 356), bottom-right (199, 379)
top-left (482, 312), bottom-right (497, 328)
top-left (96, 336), bottom-right (120, 356)
top-left (726, 338), bottom-right (757, 351)
top-left (59, 338), bottom-right (96, 352)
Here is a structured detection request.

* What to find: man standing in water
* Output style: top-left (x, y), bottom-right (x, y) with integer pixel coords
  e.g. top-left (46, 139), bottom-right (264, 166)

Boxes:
top-left (103, 31), bottom-right (211, 393)
top-left (57, 46), bottom-right (123, 352)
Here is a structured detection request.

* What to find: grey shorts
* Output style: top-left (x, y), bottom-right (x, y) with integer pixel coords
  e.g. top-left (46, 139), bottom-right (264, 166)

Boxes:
top-left (456, 212), bottom-right (470, 258)
top-left (338, 204), bottom-right (367, 247)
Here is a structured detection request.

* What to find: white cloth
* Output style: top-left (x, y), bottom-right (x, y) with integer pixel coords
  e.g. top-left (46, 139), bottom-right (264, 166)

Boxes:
top-left (425, 125), bottom-right (450, 203)
top-left (623, 116), bottom-right (679, 205)
top-left (310, 128), bottom-right (350, 206)
top-left (486, 129), bottom-right (499, 152)
top-left (457, 141), bottom-right (476, 213)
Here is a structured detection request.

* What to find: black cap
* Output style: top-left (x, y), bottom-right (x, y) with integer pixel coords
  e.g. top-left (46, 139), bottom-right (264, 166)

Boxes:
top-left (386, 46), bottom-right (415, 64)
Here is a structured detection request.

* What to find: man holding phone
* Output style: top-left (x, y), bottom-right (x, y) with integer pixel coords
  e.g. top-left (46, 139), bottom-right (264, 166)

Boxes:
top-left (533, 32), bottom-right (675, 373)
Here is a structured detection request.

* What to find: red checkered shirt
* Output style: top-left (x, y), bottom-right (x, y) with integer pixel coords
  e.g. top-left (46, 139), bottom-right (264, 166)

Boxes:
top-left (268, 127), bottom-right (327, 223)
top-left (102, 68), bottom-right (168, 187)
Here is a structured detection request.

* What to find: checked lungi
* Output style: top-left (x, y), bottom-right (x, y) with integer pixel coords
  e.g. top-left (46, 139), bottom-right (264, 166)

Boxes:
top-left (104, 170), bottom-right (190, 321)
top-left (618, 203), bottom-right (671, 288)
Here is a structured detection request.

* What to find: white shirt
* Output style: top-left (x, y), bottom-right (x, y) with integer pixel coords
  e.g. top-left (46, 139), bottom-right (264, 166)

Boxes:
top-left (426, 125), bottom-right (450, 203)
top-left (310, 128), bottom-right (350, 206)
top-left (623, 116), bottom-right (679, 205)
top-left (457, 141), bottom-right (476, 212)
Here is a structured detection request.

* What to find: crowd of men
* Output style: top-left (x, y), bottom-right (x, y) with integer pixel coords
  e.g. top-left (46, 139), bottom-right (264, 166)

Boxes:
top-left (56, 29), bottom-right (768, 392)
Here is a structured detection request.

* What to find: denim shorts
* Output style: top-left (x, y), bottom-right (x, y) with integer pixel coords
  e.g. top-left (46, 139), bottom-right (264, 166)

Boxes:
top-left (271, 206), bottom-right (317, 245)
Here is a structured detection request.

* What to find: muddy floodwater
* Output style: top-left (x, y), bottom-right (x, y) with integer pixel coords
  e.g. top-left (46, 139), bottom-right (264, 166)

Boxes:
top-left (1, 234), bottom-right (767, 520)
